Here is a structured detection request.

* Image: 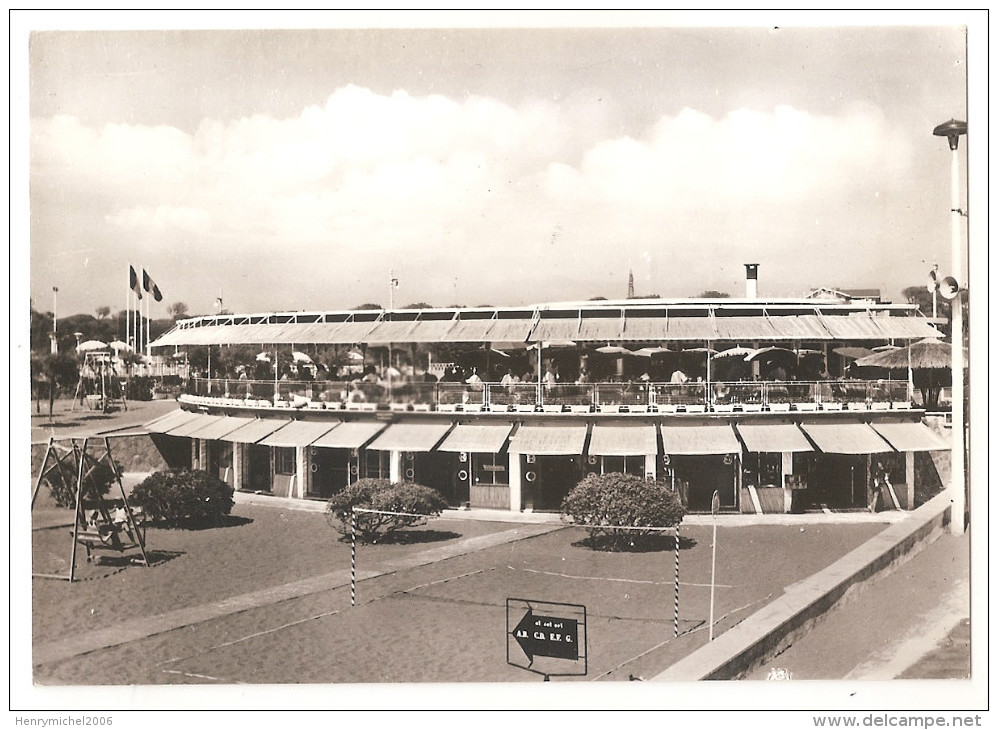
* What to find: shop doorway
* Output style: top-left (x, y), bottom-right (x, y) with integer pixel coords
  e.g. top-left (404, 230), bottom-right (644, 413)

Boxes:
top-left (526, 455), bottom-right (582, 511)
top-left (246, 444), bottom-right (271, 492)
top-left (309, 447), bottom-right (350, 499)
top-left (414, 452), bottom-right (461, 505)
top-left (805, 454), bottom-right (869, 509)
top-left (671, 455), bottom-right (737, 511)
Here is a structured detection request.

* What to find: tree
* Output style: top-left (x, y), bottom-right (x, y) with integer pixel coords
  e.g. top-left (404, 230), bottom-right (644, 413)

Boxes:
top-left (34, 352), bottom-right (80, 419)
top-left (402, 302), bottom-right (434, 309)
top-left (698, 290), bottom-right (731, 298)
top-left (95, 305), bottom-right (111, 320)
top-left (352, 303), bottom-right (383, 310)
top-left (562, 473), bottom-right (685, 551)
top-left (168, 301), bottom-right (190, 320)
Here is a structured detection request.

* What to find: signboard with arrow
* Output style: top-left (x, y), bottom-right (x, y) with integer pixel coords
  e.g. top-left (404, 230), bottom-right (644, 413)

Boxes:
top-left (506, 598), bottom-right (587, 679)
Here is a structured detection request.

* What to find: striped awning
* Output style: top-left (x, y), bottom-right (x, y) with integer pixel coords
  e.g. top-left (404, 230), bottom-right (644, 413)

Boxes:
top-left (185, 416), bottom-right (256, 441)
top-left (168, 414), bottom-right (223, 438)
top-left (223, 418), bottom-right (293, 444)
top-left (259, 420), bottom-right (339, 448)
top-left (144, 409), bottom-right (202, 434)
top-left (735, 422), bottom-right (813, 453)
top-left (660, 423), bottom-right (740, 455)
top-left (587, 424), bottom-right (658, 456)
top-left (870, 422), bottom-right (950, 452)
top-left (436, 423), bottom-right (514, 453)
top-left (366, 422), bottom-right (453, 452)
top-left (507, 425), bottom-right (589, 455)
top-left (799, 423), bottom-right (892, 454)
top-left (311, 421), bottom-right (387, 449)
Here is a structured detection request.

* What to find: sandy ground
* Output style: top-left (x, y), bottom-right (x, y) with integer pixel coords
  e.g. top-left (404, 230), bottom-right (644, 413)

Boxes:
top-left (31, 499), bottom-right (886, 684)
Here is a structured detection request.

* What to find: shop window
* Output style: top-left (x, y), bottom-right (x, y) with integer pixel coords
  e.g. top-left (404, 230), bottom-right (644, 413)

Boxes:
top-left (363, 450), bottom-right (390, 479)
top-left (274, 447), bottom-right (296, 475)
top-left (472, 453), bottom-right (509, 485)
top-left (743, 453), bottom-right (782, 488)
top-left (596, 455), bottom-right (644, 477)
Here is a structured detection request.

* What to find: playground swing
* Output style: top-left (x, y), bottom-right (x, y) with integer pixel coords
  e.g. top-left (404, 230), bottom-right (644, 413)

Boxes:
top-left (32, 435), bottom-right (150, 581)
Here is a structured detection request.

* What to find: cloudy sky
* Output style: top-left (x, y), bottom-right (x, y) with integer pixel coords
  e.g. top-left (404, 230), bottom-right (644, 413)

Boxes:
top-left (22, 13), bottom-right (978, 319)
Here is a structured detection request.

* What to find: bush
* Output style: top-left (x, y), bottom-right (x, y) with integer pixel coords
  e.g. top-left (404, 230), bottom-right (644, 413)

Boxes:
top-left (562, 472), bottom-right (686, 551)
top-left (325, 478), bottom-right (448, 544)
top-left (129, 469), bottom-right (234, 527)
top-left (126, 375), bottom-right (155, 401)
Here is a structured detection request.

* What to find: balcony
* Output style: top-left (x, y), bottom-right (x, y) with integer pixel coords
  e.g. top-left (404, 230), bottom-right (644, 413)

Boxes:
top-left (179, 377), bottom-right (915, 415)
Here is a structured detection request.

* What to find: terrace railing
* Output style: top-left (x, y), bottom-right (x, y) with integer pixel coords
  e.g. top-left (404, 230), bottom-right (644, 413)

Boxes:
top-left (183, 377), bottom-right (913, 414)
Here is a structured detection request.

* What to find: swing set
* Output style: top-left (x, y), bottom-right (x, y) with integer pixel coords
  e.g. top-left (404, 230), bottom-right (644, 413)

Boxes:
top-left (32, 435), bottom-right (150, 581)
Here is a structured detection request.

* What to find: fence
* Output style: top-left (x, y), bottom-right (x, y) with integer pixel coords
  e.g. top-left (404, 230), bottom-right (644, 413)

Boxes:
top-left (185, 377), bottom-right (912, 413)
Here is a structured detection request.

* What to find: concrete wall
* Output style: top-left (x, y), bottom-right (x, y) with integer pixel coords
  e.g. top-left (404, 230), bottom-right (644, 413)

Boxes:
top-left (651, 491), bottom-right (953, 681)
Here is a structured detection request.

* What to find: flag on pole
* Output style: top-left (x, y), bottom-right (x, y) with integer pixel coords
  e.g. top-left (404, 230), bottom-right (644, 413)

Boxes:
top-left (130, 266), bottom-right (142, 300)
top-left (142, 269), bottom-right (163, 302)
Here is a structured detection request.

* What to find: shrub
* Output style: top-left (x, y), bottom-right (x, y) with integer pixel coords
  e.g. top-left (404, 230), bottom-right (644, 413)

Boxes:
top-left (126, 375), bottom-right (155, 401)
top-left (130, 469), bottom-right (234, 527)
top-left (325, 478), bottom-right (448, 544)
top-left (562, 472), bottom-right (686, 551)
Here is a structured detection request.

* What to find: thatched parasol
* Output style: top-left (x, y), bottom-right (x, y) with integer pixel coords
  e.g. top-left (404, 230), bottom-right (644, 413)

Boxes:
top-left (833, 346), bottom-right (875, 361)
top-left (854, 338), bottom-right (966, 369)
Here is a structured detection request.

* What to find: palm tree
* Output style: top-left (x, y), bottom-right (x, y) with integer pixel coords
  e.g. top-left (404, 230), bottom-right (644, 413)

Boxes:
top-left (35, 352), bottom-right (80, 420)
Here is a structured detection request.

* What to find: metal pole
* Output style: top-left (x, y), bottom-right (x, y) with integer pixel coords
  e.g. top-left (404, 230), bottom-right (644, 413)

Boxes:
top-left (708, 490), bottom-right (719, 641)
top-left (673, 524), bottom-right (680, 637)
top-left (350, 507), bottom-right (357, 606)
top-left (949, 145), bottom-right (966, 535)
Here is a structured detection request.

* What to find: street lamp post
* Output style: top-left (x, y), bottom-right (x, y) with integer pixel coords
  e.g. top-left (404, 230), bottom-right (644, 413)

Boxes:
top-left (932, 118), bottom-right (967, 536)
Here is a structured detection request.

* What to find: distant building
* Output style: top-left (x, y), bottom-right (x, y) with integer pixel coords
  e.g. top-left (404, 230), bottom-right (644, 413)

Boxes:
top-left (806, 287), bottom-right (883, 303)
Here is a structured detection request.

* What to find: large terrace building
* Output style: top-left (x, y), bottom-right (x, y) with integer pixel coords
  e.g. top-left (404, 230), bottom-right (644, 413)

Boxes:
top-left (146, 268), bottom-right (950, 515)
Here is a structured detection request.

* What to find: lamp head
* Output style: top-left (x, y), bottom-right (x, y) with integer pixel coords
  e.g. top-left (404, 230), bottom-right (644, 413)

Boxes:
top-left (933, 119), bottom-right (968, 150)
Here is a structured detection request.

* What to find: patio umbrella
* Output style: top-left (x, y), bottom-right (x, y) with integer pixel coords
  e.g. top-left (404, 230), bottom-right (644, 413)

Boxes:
top-left (854, 338), bottom-right (965, 369)
top-left (346, 349), bottom-right (365, 361)
top-left (833, 346), bottom-right (875, 361)
top-left (633, 345), bottom-right (672, 357)
top-left (744, 346), bottom-right (797, 363)
top-left (109, 340), bottom-right (132, 352)
top-left (713, 346), bottom-right (754, 359)
top-left (76, 339), bottom-right (110, 352)
top-left (595, 344), bottom-right (633, 355)
top-left (872, 344), bottom-right (902, 353)
top-left (256, 352), bottom-right (272, 362)
top-left (292, 351), bottom-right (313, 363)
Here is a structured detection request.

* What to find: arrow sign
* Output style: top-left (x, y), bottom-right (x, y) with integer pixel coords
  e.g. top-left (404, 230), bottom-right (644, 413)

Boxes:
top-left (512, 609), bottom-right (579, 661)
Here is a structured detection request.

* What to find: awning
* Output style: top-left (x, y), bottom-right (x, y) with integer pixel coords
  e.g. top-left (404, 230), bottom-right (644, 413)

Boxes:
top-left (366, 422), bottom-right (453, 452)
top-left (260, 420), bottom-right (340, 448)
top-left (587, 425), bottom-right (658, 456)
top-left (870, 422), bottom-right (950, 452)
top-left (507, 425), bottom-right (589, 455)
top-left (223, 418), bottom-right (293, 444)
top-left (311, 421), bottom-right (387, 449)
top-left (799, 423), bottom-right (892, 454)
top-left (186, 416), bottom-right (256, 441)
top-left (735, 423), bottom-right (813, 453)
top-left (168, 414), bottom-right (224, 438)
top-left (144, 409), bottom-right (202, 434)
top-left (436, 423), bottom-right (514, 453)
top-left (660, 423), bottom-right (740, 455)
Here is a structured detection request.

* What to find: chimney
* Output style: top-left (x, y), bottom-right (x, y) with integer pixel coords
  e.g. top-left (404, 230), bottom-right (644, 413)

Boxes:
top-left (744, 264), bottom-right (759, 299)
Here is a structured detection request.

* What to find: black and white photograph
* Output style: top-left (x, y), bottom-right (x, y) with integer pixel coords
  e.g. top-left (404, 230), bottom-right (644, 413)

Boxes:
top-left (12, 9), bottom-right (988, 718)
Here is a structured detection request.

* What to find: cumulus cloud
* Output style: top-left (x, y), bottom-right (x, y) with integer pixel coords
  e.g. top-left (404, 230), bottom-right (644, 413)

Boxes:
top-left (30, 87), bottom-right (918, 310)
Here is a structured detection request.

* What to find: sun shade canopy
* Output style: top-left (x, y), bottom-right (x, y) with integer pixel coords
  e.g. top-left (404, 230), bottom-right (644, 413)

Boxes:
top-left (185, 416), bottom-right (256, 441)
top-left (735, 423), bottom-right (813, 453)
top-left (366, 423), bottom-right (453, 452)
top-left (659, 423), bottom-right (741, 455)
top-left (259, 420), bottom-right (339, 448)
top-left (311, 421), bottom-right (387, 449)
top-left (222, 418), bottom-right (293, 444)
top-left (436, 423), bottom-right (514, 453)
top-left (799, 423), bottom-right (892, 454)
top-left (587, 425), bottom-right (658, 456)
top-left (167, 414), bottom-right (223, 438)
top-left (507, 425), bottom-right (589, 455)
top-left (144, 409), bottom-right (203, 434)
top-left (870, 422), bottom-right (950, 452)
